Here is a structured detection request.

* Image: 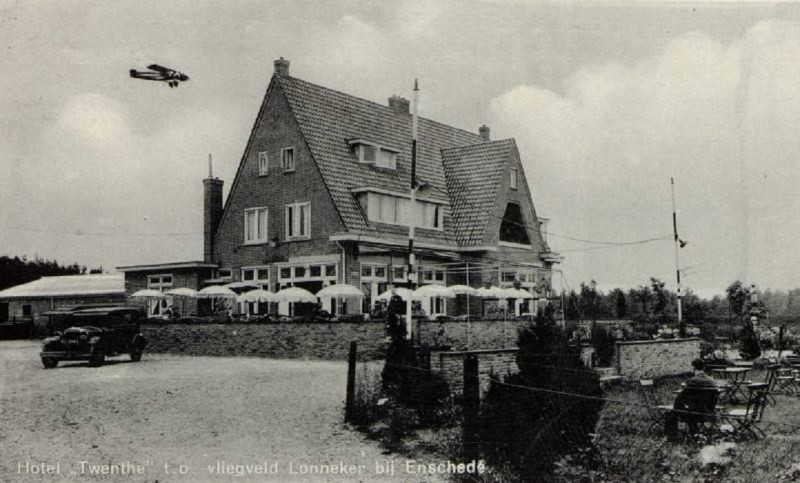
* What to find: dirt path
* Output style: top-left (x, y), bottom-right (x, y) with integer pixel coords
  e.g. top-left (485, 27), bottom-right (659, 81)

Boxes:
top-left (0, 341), bottom-right (445, 482)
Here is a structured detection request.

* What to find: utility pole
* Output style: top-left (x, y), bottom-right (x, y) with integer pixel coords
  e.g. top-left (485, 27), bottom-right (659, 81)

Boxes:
top-left (671, 178), bottom-right (684, 336)
top-left (405, 79), bottom-right (419, 340)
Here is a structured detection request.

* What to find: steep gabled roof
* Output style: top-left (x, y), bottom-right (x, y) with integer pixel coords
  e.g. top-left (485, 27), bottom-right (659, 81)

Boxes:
top-left (442, 140), bottom-right (515, 246)
top-left (0, 274), bottom-right (125, 299)
top-left (276, 75), bottom-right (485, 245)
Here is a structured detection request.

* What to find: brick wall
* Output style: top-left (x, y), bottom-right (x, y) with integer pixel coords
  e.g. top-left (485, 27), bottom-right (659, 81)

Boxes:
top-left (4, 295), bottom-right (126, 329)
top-left (415, 319), bottom-right (528, 351)
top-left (432, 349), bottom-right (519, 397)
top-left (615, 338), bottom-right (701, 379)
top-left (141, 321), bottom-right (387, 360)
top-left (212, 80), bottom-right (345, 271)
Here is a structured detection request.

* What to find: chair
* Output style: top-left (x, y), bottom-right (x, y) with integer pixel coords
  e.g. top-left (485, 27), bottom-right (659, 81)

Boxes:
top-left (674, 386), bottom-right (721, 442)
top-left (759, 364), bottom-right (780, 404)
top-left (639, 379), bottom-right (673, 432)
top-left (720, 383), bottom-right (769, 440)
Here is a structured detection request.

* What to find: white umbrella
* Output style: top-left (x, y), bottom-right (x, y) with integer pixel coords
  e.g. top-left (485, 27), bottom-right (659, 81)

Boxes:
top-left (315, 284), bottom-right (364, 299)
top-left (274, 286), bottom-right (317, 304)
top-left (237, 289), bottom-right (277, 303)
top-left (375, 287), bottom-right (422, 302)
top-left (475, 286), bottom-right (508, 299)
top-left (413, 284), bottom-right (456, 299)
top-left (196, 285), bottom-right (237, 298)
top-left (164, 287), bottom-right (197, 317)
top-left (448, 284), bottom-right (478, 296)
top-left (224, 281), bottom-right (261, 291)
top-left (130, 289), bottom-right (166, 299)
top-left (316, 284), bottom-right (364, 316)
top-left (164, 287), bottom-right (198, 297)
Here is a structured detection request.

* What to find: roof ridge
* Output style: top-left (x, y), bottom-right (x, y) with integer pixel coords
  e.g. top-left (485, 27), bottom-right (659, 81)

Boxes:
top-left (442, 138), bottom-right (515, 154)
top-left (277, 75), bottom-right (484, 141)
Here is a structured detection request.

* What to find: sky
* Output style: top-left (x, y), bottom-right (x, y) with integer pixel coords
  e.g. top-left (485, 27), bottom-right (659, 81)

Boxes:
top-left (2, 0), bottom-right (800, 298)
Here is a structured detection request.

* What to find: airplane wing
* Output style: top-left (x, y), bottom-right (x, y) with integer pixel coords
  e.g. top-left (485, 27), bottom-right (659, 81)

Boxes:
top-left (147, 64), bottom-right (175, 75)
top-left (130, 70), bottom-right (166, 81)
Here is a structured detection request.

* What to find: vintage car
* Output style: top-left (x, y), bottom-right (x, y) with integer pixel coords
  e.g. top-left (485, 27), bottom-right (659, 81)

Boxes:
top-left (40, 305), bottom-right (147, 368)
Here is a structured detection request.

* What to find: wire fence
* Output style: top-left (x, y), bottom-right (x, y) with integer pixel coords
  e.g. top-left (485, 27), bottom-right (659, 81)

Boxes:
top-left (350, 349), bottom-right (800, 482)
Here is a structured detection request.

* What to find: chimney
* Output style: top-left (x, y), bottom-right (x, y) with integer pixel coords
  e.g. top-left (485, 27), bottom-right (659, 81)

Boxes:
top-left (388, 95), bottom-right (410, 115)
top-left (203, 155), bottom-right (224, 263)
top-left (273, 57), bottom-right (290, 77)
top-left (479, 125), bottom-right (490, 141)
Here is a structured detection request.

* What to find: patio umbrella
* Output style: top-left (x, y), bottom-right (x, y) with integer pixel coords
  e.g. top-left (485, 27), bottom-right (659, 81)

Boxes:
top-left (237, 289), bottom-right (277, 303)
top-left (316, 284), bottom-right (364, 316)
top-left (504, 287), bottom-right (533, 300)
top-left (196, 285), bottom-right (237, 298)
top-left (224, 281), bottom-right (261, 291)
top-left (413, 284), bottom-right (456, 299)
top-left (375, 287), bottom-right (421, 302)
top-left (130, 289), bottom-right (166, 299)
top-left (274, 286), bottom-right (317, 304)
top-left (164, 287), bottom-right (198, 317)
top-left (129, 289), bottom-right (166, 318)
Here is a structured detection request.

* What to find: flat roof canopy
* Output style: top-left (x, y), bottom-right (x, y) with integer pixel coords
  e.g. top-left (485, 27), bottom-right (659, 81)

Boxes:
top-left (116, 261), bottom-right (218, 272)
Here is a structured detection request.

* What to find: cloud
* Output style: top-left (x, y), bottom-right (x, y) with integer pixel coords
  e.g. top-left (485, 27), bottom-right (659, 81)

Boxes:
top-left (490, 20), bottom-right (800, 291)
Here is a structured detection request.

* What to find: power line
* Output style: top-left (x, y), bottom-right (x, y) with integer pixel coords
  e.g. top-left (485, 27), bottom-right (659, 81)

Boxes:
top-left (2, 225), bottom-right (201, 238)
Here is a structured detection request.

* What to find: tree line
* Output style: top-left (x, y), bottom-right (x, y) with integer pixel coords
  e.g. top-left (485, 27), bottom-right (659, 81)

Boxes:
top-left (0, 255), bottom-right (103, 292)
top-left (563, 278), bottom-right (784, 322)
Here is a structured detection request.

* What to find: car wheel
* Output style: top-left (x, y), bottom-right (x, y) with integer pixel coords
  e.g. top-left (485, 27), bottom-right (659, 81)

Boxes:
top-left (42, 357), bottom-right (58, 369)
top-left (88, 353), bottom-right (105, 367)
top-left (130, 348), bottom-right (143, 362)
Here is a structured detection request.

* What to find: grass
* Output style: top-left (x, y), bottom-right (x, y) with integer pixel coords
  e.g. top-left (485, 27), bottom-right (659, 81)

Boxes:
top-left (596, 369), bottom-right (800, 481)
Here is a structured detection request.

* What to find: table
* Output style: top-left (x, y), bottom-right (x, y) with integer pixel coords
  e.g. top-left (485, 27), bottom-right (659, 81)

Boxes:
top-left (711, 367), bottom-right (751, 404)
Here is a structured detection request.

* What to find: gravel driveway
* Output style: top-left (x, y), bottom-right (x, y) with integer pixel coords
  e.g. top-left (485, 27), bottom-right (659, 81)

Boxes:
top-left (0, 341), bottom-right (446, 482)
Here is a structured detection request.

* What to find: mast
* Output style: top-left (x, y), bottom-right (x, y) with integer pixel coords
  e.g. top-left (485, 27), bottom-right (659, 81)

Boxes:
top-left (406, 79), bottom-right (419, 340)
top-left (671, 178), bottom-right (684, 334)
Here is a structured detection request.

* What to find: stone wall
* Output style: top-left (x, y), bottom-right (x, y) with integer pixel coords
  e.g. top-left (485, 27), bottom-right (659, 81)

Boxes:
top-left (615, 338), bottom-right (701, 379)
top-left (431, 349), bottom-right (519, 398)
top-left (141, 322), bottom-right (388, 361)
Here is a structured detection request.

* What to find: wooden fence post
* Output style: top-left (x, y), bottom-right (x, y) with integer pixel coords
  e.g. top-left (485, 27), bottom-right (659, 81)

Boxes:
top-left (463, 354), bottom-right (480, 462)
top-left (345, 341), bottom-right (357, 423)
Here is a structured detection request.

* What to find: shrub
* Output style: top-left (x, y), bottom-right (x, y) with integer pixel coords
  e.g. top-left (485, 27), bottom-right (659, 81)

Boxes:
top-left (739, 320), bottom-right (762, 361)
top-left (592, 326), bottom-right (616, 367)
top-left (480, 307), bottom-right (604, 479)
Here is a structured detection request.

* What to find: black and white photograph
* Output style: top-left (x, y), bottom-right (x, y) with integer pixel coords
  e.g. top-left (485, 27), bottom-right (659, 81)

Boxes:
top-left (3, 1), bottom-right (800, 481)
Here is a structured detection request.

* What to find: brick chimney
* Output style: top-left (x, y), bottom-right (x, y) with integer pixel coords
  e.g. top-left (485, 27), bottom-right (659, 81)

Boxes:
top-left (479, 125), bottom-right (490, 141)
top-left (388, 95), bottom-right (410, 115)
top-left (274, 57), bottom-right (290, 77)
top-left (203, 155), bottom-right (224, 263)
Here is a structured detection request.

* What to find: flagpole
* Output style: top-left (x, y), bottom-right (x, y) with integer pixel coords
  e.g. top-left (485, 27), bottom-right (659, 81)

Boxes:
top-left (406, 79), bottom-right (419, 340)
top-left (671, 178), bottom-right (684, 335)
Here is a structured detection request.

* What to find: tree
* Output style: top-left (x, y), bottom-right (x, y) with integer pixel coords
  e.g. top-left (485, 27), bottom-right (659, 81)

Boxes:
top-left (564, 290), bottom-right (580, 320)
top-left (610, 288), bottom-right (627, 319)
top-left (650, 278), bottom-right (669, 317)
top-left (579, 280), bottom-right (600, 321)
top-left (480, 306), bottom-right (604, 479)
top-left (725, 281), bottom-right (750, 320)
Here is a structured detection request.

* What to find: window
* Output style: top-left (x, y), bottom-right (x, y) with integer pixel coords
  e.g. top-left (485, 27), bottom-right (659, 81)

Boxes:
top-left (22, 304), bottom-right (32, 317)
top-left (510, 168), bottom-right (518, 190)
top-left (215, 270), bottom-right (231, 280)
top-left (351, 141), bottom-right (398, 169)
top-left (244, 207), bottom-right (268, 244)
top-left (242, 266), bottom-right (269, 283)
top-left (285, 202), bottom-right (310, 240)
top-left (258, 151), bottom-right (269, 176)
top-left (147, 274), bottom-right (173, 316)
top-left (325, 264), bottom-right (337, 277)
top-left (281, 147), bottom-right (295, 172)
top-left (364, 193), bottom-right (443, 229)
top-left (499, 203), bottom-right (531, 245)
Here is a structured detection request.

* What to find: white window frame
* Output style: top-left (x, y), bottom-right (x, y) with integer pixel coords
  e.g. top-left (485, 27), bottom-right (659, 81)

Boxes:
top-left (350, 140), bottom-right (398, 169)
top-left (285, 202), bottom-right (311, 240)
top-left (241, 266), bottom-right (270, 284)
top-left (510, 168), bottom-right (518, 190)
top-left (258, 151), bottom-right (269, 176)
top-left (244, 207), bottom-right (269, 245)
top-left (281, 147), bottom-right (295, 172)
top-left (147, 273), bottom-right (173, 316)
top-left (366, 193), bottom-right (443, 230)
top-left (215, 269), bottom-right (233, 280)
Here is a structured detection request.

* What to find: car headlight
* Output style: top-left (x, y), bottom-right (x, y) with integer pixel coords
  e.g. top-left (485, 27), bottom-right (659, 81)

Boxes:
top-left (89, 337), bottom-right (100, 344)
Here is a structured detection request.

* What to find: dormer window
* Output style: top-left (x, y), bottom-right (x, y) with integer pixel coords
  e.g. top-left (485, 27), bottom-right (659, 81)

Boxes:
top-left (350, 139), bottom-right (398, 169)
